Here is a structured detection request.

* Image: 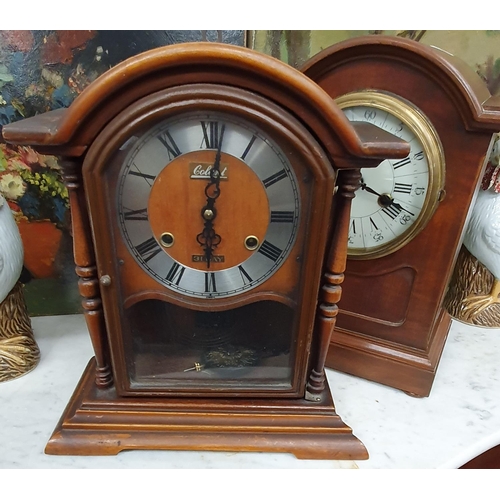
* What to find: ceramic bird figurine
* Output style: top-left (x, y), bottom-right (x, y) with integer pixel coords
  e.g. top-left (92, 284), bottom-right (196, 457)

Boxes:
top-left (0, 195), bottom-right (23, 303)
top-left (0, 194), bottom-right (40, 382)
top-left (460, 141), bottom-right (500, 318)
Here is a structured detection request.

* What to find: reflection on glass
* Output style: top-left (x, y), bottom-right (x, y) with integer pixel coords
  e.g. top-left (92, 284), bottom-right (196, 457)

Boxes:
top-left (125, 300), bottom-right (296, 390)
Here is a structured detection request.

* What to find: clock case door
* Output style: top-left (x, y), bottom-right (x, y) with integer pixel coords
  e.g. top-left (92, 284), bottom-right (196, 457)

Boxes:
top-left (81, 84), bottom-right (334, 398)
top-left (2, 42), bottom-right (409, 458)
top-left (302, 35), bottom-right (500, 396)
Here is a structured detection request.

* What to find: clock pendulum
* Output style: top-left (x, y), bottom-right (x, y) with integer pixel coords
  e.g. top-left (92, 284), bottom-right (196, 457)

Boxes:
top-left (3, 42), bottom-right (409, 458)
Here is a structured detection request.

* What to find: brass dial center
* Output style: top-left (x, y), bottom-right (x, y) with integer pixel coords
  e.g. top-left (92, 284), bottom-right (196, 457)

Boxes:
top-left (203, 209), bottom-right (215, 220)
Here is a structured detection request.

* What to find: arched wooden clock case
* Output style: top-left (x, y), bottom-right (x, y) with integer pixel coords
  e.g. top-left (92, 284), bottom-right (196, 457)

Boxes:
top-left (302, 36), bottom-right (500, 397)
top-left (3, 42), bottom-right (408, 458)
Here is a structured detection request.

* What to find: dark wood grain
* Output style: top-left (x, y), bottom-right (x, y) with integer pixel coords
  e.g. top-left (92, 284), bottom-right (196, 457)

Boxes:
top-left (307, 169), bottom-right (360, 399)
top-left (45, 358), bottom-right (369, 459)
top-left (460, 445), bottom-right (500, 469)
top-left (302, 35), bottom-right (500, 396)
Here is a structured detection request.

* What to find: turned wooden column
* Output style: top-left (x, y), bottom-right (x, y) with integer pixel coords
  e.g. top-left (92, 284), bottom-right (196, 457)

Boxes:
top-left (61, 157), bottom-right (113, 388)
top-left (306, 168), bottom-right (360, 400)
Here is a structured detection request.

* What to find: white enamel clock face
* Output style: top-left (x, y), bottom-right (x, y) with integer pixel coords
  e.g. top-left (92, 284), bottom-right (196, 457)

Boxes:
top-left (337, 91), bottom-right (445, 259)
top-left (116, 111), bottom-right (300, 298)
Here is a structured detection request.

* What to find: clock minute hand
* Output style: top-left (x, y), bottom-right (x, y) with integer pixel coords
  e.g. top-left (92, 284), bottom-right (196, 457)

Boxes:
top-left (390, 200), bottom-right (415, 216)
top-left (212, 124), bottom-right (225, 180)
top-left (197, 124), bottom-right (225, 268)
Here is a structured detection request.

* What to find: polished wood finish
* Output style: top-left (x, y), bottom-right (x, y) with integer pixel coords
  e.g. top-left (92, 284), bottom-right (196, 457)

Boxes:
top-left (147, 150), bottom-right (270, 273)
top-left (307, 169), bottom-right (361, 399)
top-left (82, 85), bottom-right (335, 399)
top-left (302, 35), bottom-right (500, 396)
top-left (46, 358), bottom-right (368, 459)
top-left (3, 42), bottom-right (408, 458)
top-left (60, 157), bottom-right (112, 388)
top-left (460, 444), bottom-right (500, 469)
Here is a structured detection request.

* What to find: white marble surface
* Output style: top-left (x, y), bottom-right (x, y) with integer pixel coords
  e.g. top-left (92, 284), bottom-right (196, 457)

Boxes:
top-left (1, 314), bottom-right (499, 469)
top-left (330, 320), bottom-right (500, 469)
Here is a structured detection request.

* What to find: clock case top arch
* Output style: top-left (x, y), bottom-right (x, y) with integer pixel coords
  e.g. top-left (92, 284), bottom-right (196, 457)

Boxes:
top-left (301, 35), bottom-right (500, 133)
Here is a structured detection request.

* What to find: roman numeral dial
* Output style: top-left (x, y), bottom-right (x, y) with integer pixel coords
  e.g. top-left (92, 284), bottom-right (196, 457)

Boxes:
top-left (158, 130), bottom-right (181, 160)
top-left (117, 110), bottom-right (300, 298)
top-left (339, 91), bottom-right (444, 259)
top-left (123, 208), bottom-right (148, 221)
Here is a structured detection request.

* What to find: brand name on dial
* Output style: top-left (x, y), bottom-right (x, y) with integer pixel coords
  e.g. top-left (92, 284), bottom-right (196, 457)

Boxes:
top-left (190, 162), bottom-right (228, 180)
top-left (192, 254), bottom-right (225, 262)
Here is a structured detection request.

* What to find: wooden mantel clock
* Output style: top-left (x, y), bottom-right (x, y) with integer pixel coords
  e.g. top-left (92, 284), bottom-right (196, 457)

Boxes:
top-left (302, 35), bottom-right (500, 397)
top-left (3, 42), bottom-right (408, 459)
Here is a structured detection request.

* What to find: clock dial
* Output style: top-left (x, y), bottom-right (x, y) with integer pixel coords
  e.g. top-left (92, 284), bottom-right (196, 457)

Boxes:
top-left (117, 111), bottom-right (300, 298)
top-left (337, 91), bottom-right (445, 259)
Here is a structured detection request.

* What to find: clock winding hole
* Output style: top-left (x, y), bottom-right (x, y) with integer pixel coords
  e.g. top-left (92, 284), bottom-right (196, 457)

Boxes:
top-left (244, 235), bottom-right (260, 251)
top-left (160, 232), bottom-right (175, 248)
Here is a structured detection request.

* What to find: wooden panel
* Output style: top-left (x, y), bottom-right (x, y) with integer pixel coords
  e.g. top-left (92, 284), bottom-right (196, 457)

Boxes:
top-left (302, 36), bottom-right (500, 395)
top-left (340, 266), bottom-right (416, 326)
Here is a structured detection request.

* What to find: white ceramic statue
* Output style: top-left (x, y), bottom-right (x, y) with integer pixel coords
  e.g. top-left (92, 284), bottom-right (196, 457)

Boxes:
top-left (0, 194), bottom-right (40, 381)
top-left (0, 195), bottom-right (23, 303)
top-left (444, 136), bottom-right (500, 327)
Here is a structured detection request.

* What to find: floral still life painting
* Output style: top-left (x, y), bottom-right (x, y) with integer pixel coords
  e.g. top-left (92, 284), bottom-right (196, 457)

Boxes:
top-left (0, 30), bottom-right (245, 316)
top-left (0, 144), bottom-right (69, 280)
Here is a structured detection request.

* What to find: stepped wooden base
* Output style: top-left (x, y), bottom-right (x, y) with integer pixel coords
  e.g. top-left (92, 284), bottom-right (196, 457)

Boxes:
top-left (46, 358), bottom-right (368, 460)
top-left (326, 310), bottom-right (452, 397)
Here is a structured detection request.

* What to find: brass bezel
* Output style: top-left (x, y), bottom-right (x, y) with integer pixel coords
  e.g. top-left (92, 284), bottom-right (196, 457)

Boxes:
top-left (336, 90), bottom-right (445, 260)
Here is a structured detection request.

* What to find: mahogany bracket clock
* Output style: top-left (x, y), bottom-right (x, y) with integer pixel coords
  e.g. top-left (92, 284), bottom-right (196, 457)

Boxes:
top-left (302, 36), bottom-right (500, 397)
top-left (3, 43), bottom-right (408, 458)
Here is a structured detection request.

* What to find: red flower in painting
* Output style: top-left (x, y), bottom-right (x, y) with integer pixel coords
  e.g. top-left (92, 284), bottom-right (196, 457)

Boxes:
top-left (0, 143), bottom-right (68, 224)
top-left (17, 146), bottom-right (39, 170)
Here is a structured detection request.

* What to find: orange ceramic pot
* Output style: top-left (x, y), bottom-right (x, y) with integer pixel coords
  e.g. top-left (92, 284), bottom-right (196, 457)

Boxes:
top-left (17, 219), bottom-right (62, 279)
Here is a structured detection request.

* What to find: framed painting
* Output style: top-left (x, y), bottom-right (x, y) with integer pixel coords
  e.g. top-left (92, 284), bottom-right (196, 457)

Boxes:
top-left (0, 30), bottom-right (246, 316)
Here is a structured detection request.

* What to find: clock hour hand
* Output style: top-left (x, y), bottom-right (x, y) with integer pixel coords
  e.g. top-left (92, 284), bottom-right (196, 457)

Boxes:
top-left (212, 124), bottom-right (225, 181)
top-left (197, 124), bottom-right (225, 268)
top-left (196, 219), bottom-right (221, 268)
top-left (389, 200), bottom-right (414, 216)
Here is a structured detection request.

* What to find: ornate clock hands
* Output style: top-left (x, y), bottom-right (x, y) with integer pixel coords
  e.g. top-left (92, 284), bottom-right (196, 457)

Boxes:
top-left (197, 124), bottom-right (226, 268)
top-left (360, 179), bottom-right (414, 215)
